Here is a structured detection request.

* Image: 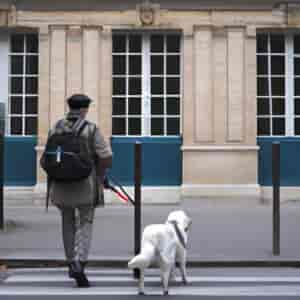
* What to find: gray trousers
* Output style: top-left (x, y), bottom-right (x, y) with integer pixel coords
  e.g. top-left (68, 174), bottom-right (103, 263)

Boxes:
top-left (59, 206), bottom-right (95, 262)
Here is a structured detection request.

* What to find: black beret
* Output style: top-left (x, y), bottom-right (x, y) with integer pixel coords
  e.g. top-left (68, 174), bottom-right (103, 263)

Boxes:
top-left (67, 94), bottom-right (92, 109)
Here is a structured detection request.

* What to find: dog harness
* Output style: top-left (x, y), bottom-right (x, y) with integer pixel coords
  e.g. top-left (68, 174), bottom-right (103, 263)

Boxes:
top-left (168, 220), bottom-right (186, 249)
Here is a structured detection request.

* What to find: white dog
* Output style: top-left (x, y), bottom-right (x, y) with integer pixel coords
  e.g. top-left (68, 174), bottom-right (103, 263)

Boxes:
top-left (128, 210), bottom-right (192, 295)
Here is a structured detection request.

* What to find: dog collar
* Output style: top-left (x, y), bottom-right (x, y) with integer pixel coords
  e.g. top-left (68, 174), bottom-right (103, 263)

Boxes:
top-left (168, 220), bottom-right (186, 249)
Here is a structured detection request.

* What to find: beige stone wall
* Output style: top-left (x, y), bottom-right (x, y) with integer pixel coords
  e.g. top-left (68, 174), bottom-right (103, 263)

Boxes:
top-left (35, 24), bottom-right (106, 183)
top-left (12, 8), bottom-right (290, 192)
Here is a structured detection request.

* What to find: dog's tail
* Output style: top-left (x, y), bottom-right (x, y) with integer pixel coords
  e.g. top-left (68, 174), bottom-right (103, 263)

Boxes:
top-left (128, 244), bottom-right (155, 269)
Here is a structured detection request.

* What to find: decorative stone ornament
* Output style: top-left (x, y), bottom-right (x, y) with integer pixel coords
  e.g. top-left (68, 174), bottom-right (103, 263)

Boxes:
top-left (137, 0), bottom-right (158, 26)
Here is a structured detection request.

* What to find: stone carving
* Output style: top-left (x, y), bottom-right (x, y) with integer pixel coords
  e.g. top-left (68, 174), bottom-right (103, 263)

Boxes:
top-left (137, 0), bottom-right (159, 26)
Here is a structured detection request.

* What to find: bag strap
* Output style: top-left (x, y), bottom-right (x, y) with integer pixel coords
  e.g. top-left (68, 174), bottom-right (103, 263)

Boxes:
top-left (46, 176), bottom-right (52, 212)
top-left (71, 118), bottom-right (88, 136)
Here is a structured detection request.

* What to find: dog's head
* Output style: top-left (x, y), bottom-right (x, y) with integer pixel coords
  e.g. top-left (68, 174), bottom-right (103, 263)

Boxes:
top-left (166, 210), bottom-right (192, 232)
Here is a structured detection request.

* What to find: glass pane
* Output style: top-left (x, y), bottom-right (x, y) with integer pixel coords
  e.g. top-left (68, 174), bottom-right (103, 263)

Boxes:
top-left (10, 97), bottom-right (23, 114)
top-left (10, 77), bottom-right (23, 94)
top-left (11, 117), bottom-right (22, 135)
top-left (113, 78), bottom-right (126, 95)
top-left (167, 118), bottom-right (180, 135)
top-left (26, 34), bottom-right (38, 53)
top-left (271, 56), bottom-right (285, 75)
top-left (272, 117), bottom-right (285, 135)
top-left (25, 117), bottom-right (37, 135)
top-left (11, 35), bottom-right (24, 53)
top-left (25, 96), bottom-right (38, 114)
top-left (295, 100), bottom-right (300, 115)
top-left (167, 77), bottom-right (180, 94)
top-left (113, 35), bottom-right (126, 53)
top-left (257, 55), bottom-right (268, 75)
top-left (128, 98), bottom-right (141, 115)
top-left (26, 55), bottom-right (38, 75)
top-left (129, 35), bottom-right (142, 53)
top-left (151, 97), bottom-right (164, 115)
top-left (151, 35), bottom-right (164, 53)
top-left (25, 77), bottom-right (38, 94)
top-left (151, 118), bottom-right (164, 135)
top-left (295, 57), bottom-right (300, 76)
top-left (272, 98), bottom-right (285, 115)
top-left (11, 56), bottom-right (23, 75)
top-left (270, 34), bottom-right (285, 53)
top-left (129, 78), bottom-right (141, 95)
top-left (271, 78), bottom-right (284, 96)
top-left (112, 117), bottom-right (126, 135)
top-left (129, 55), bottom-right (141, 75)
top-left (112, 98), bottom-right (126, 115)
top-left (151, 77), bottom-right (164, 94)
top-left (295, 78), bottom-right (300, 96)
top-left (257, 34), bottom-right (268, 53)
top-left (167, 35), bottom-right (180, 53)
top-left (113, 55), bottom-right (126, 75)
top-left (295, 118), bottom-right (300, 135)
top-left (294, 35), bottom-right (300, 54)
top-left (167, 98), bottom-right (180, 115)
top-left (167, 56), bottom-right (180, 75)
top-left (257, 118), bottom-right (270, 136)
top-left (151, 56), bottom-right (164, 75)
top-left (257, 98), bottom-right (269, 115)
top-left (257, 78), bottom-right (269, 96)
top-left (128, 118), bottom-right (141, 135)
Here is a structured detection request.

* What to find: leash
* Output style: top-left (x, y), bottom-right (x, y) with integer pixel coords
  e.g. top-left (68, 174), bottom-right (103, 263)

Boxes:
top-left (168, 220), bottom-right (187, 249)
top-left (105, 174), bottom-right (135, 205)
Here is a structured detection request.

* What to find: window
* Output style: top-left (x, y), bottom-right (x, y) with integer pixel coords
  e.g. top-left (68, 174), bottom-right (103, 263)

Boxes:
top-left (112, 33), bottom-right (181, 136)
top-left (256, 32), bottom-right (300, 136)
top-left (8, 33), bottom-right (38, 136)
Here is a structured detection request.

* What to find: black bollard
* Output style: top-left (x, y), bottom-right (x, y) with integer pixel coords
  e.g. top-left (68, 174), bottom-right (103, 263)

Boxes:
top-left (272, 142), bottom-right (280, 256)
top-left (0, 103), bottom-right (5, 230)
top-left (0, 130), bottom-right (3, 230)
top-left (134, 142), bottom-right (142, 279)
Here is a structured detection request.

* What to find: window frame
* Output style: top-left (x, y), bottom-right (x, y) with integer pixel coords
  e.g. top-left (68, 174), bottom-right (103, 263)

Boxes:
top-left (256, 32), bottom-right (300, 137)
top-left (8, 33), bottom-right (39, 137)
top-left (112, 31), bottom-right (182, 137)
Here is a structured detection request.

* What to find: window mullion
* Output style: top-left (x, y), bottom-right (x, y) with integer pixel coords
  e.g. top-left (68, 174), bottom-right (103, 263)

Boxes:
top-left (142, 34), bottom-right (150, 136)
top-left (126, 34), bottom-right (129, 136)
top-left (267, 34), bottom-right (272, 136)
top-left (286, 34), bottom-right (294, 136)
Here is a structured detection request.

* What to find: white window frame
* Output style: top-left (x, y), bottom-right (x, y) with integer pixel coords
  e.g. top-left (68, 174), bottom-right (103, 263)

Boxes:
top-left (112, 32), bottom-right (182, 137)
top-left (257, 32), bottom-right (300, 137)
top-left (0, 30), bottom-right (9, 134)
top-left (8, 33), bottom-right (39, 137)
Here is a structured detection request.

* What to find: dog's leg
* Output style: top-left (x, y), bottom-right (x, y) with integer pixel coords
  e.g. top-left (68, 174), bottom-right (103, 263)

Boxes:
top-left (161, 265), bottom-right (172, 295)
top-left (178, 253), bottom-right (188, 285)
top-left (138, 269), bottom-right (145, 295)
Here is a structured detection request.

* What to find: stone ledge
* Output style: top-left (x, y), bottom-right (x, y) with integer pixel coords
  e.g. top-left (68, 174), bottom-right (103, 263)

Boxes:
top-left (181, 184), bottom-right (261, 198)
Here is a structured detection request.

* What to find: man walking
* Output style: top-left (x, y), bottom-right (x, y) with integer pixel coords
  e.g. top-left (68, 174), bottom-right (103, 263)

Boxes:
top-left (41, 94), bottom-right (112, 287)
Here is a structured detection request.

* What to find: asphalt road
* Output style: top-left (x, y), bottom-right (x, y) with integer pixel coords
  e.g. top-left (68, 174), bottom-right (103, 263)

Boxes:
top-left (2, 267), bottom-right (300, 299)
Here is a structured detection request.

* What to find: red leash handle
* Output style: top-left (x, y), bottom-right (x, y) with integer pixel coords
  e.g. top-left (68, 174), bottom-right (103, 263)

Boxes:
top-left (108, 184), bottom-right (129, 203)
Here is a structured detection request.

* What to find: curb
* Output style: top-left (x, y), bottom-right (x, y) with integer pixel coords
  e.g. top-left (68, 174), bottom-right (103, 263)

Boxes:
top-left (1, 259), bottom-right (300, 268)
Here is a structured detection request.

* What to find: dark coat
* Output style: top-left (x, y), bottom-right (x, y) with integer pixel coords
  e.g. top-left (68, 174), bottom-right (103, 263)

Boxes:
top-left (48, 112), bottom-right (112, 208)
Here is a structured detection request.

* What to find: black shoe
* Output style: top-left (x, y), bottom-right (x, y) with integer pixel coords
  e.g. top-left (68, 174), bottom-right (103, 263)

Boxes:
top-left (68, 261), bottom-right (78, 279)
top-left (70, 261), bottom-right (90, 288)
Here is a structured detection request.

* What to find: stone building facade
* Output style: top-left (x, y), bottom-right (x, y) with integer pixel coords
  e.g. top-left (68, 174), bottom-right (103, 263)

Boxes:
top-left (0, 0), bottom-right (299, 202)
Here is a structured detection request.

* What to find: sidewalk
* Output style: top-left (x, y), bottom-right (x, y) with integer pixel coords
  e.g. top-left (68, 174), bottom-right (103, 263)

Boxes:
top-left (1, 197), bottom-right (300, 266)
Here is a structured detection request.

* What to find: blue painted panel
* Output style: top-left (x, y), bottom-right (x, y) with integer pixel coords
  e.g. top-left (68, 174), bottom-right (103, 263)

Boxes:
top-left (258, 137), bottom-right (300, 186)
top-left (109, 137), bottom-right (182, 186)
top-left (4, 137), bottom-right (37, 186)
